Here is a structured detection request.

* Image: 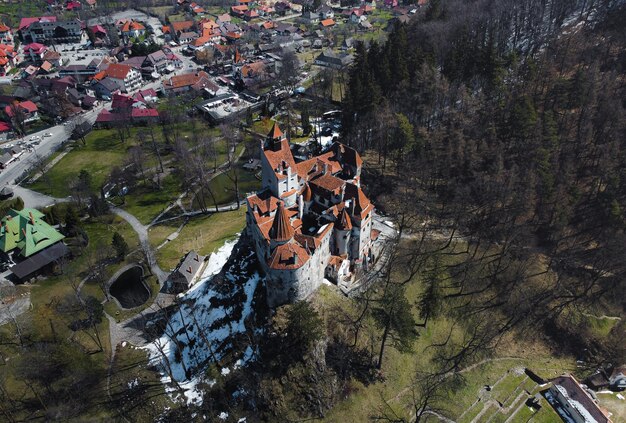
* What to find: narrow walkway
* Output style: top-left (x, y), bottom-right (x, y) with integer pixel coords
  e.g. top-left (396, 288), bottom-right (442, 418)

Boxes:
top-left (110, 206), bottom-right (168, 284)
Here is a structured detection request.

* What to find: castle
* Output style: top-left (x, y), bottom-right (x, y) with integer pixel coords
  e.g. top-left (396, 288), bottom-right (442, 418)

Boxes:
top-left (245, 123), bottom-right (376, 306)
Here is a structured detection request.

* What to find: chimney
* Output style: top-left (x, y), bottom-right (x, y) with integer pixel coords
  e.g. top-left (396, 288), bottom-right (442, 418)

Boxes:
top-left (186, 266), bottom-right (192, 273)
top-left (29, 212), bottom-right (34, 225)
top-left (194, 255), bottom-right (199, 261)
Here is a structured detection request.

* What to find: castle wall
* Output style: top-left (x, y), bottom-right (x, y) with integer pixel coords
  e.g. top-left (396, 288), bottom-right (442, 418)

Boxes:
top-left (264, 227), bottom-right (332, 307)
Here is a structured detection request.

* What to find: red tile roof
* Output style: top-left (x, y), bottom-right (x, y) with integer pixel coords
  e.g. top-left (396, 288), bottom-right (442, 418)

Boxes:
top-left (310, 172), bottom-right (344, 194)
top-left (106, 63), bottom-right (133, 79)
top-left (19, 16), bottom-right (56, 31)
top-left (267, 122), bottom-right (283, 139)
top-left (268, 241), bottom-right (309, 270)
top-left (172, 20), bottom-right (195, 32)
top-left (263, 138), bottom-right (296, 175)
top-left (320, 18), bottom-right (335, 27)
top-left (121, 20), bottom-right (145, 32)
top-left (269, 202), bottom-right (294, 242)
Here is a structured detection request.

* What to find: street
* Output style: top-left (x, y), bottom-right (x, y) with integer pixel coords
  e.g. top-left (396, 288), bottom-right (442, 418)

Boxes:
top-left (0, 106), bottom-right (102, 207)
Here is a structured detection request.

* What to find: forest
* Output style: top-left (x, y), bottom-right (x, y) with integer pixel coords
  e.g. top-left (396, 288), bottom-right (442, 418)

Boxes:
top-left (1, 0), bottom-right (625, 421)
top-left (341, 0), bottom-right (626, 372)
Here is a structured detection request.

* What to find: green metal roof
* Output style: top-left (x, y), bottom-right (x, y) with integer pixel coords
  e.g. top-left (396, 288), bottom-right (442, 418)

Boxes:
top-left (0, 208), bottom-right (64, 257)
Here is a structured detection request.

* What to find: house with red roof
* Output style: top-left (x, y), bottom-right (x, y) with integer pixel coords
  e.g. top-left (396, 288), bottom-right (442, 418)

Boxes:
top-left (0, 44), bottom-right (17, 76)
top-left (119, 20), bottom-right (146, 39)
top-left (103, 63), bottom-right (142, 93)
top-left (0, 23), bottom-right (12, 44)
top-left (66, 1), bottom-right (82, 10)
top-left (23, 43), bottom-right (48, 64)
top-left (5, 101), bottom-right (40, 123)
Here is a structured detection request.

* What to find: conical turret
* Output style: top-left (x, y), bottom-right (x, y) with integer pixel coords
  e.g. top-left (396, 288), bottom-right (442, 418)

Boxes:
top-left (269, 202), bottom-right (294, 242)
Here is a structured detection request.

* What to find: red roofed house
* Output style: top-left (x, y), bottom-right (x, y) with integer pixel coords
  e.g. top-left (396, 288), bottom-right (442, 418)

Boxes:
top-left (320, 18), bottom-right (336, 27)
top-left (0, 23), bottom-right (12, 44)
top-left (5, 101), bottom-right (40, 123)
top-left (0, 44), bottom-right (17, 76)
top-left (231, 5), bottom-right (249, 16)
top-left (120, 20), bottom-right (146, 39)
top-left (104, 63), bottom-right (142, 93)
top-left (162, 71), bottom-right (213, 93)
top-left (23, 43), bottom-right (48, 64)
top-left (245, 123), bottom-right (375, 307)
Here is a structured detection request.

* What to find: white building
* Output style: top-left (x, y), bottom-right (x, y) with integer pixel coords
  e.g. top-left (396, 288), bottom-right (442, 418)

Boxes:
top-left (105, 63), bottom-right (142, 93)
top-left (548, 375), bottom-right (612, 423)
top-left (246, 123), bottom-right (375, 307)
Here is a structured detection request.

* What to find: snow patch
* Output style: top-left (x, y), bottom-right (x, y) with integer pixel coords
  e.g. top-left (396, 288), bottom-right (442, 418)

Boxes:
top-left (218, 411), bottom-right (229, 420)
top-left (143, 237), bottom-right (261, 407)
top-left (221, 367), bottom-right (231, 376)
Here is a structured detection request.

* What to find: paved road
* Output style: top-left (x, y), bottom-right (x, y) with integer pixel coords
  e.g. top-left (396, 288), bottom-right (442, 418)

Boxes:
top-left (0, 107), bottom-right (101, 208)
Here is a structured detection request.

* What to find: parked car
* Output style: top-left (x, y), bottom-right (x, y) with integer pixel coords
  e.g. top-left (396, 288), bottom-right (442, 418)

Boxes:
top-left (43, 132), bottom-right (52, 137)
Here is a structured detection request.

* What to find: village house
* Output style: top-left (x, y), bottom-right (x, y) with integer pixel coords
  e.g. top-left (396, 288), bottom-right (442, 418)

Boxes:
top-left (103, 63), bottom-right (142, 93)
top-left (0, 22), bottom-right (13, 44)
top-left (165, 251), bottom-right (207, 293)
top-left (246, 123), bottom-right (375, 306)
top-left (0, 44), bottom-right (17, 76)
top-left (314, 49), bottom-right (354, 69)
top-left (22, 43), bottom-right (48, 65)
top-left (0, 208), bottom-right (69, 281)
top-left (4, 101), bottom-right (40, 123)
top-left (120, 20), bottom-right (146, 39)
top-left (162, 70), bottom-right (214, 94)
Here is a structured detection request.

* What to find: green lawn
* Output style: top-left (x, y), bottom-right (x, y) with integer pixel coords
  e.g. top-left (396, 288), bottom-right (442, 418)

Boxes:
top-left (118, 173), bottom-right (183, 225)
top-left (191, 168), bottom-right (261, 209)
top-left (27, 129), bottom-right (129, 198)
top-left (151, 207), bottom-right (246, 271)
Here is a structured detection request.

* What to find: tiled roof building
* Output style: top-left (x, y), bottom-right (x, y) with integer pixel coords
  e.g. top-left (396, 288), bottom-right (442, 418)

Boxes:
top-left (246, 123), bottom-right (375, 306)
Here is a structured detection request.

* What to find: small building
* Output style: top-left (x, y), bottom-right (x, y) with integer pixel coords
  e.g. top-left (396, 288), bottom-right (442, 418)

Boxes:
top-left (547, 375), bottom-right (613, 423)
top-left (120, 20), bottom-right (146, 39)
top-left (314, 50), bottom-right (354, 69)
top-left (0, 22), bottom-right (12, 44)
top-left (165, 250), bottom-right (206, 293)
top-left (0, 186), bottom-right (13, 199)
top-left (320, 18), bottom-right (336, 28)
top-left (93, 77), bottom-right (121, 99)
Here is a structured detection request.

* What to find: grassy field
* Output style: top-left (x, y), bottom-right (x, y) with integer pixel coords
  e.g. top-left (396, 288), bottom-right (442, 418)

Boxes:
top-left (150, 207), bottom-right (246, 271)
top-left (191, 167), bottom-right (261, 208)
top-left (118, 173), bottom-right (183, 225)
top-left (27, 129), bottom-right (129, 198)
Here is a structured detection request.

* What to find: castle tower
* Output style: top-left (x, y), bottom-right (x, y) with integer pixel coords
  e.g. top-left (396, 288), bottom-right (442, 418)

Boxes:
top-left (302, 183), bottom-right (313, 215)
top-left (334, 208), bottom-right (352, 257)
top-left (269, 201), bottom-right (294, 248)
top-left (266, 122), bottom-right (284, 150)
